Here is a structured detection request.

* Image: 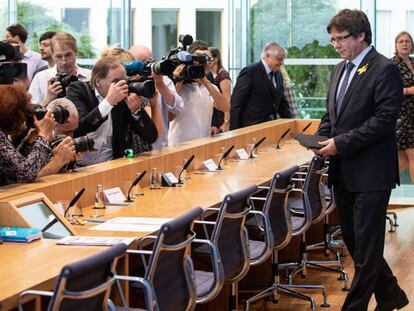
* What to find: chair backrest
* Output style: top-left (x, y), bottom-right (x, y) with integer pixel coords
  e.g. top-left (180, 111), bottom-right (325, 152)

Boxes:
top-left (211, 184), bottom-right (257, 283)
top-left (145, 207), bottom-right (203, 311)
top-left (48, 243), bottom-right (127, 311)
top-left (263, 165), bottom-right (299, 250)
top-left (302, 155), bottom-right (327, 224)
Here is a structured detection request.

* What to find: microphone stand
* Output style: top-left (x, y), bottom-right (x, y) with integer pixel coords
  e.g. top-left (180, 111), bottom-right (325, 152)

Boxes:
top-left (249, 137), bottom-right (266, 158)
top-left (301, 122), bottom-right (312, 133)
top-left (178, 155), bottom-right (195, 184)
top-left (125, 170), bottom-right (147, 202)
top-left (217, 145), bottom-right (235, 170)
top-left (276, 129), bottom-right (291, 149)
top-left (42, 188), bottom-right (85, 233)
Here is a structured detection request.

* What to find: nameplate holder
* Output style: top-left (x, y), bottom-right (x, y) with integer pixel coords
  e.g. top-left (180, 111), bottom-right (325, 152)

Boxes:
top-left (201, 159), bottom-right (219, 171)
top-left (161, 172), bottom-right (179, 187)
top-left (104, 187), bottom-right (127, 204)
top-left (235, 148), bottom-right (250, 160)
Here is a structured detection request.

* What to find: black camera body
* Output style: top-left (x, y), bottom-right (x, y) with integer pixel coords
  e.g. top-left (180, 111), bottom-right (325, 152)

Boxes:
top-left (0, 41), bottom-right (27, 84)
top-left (114, 76), bottom-right (156, 99)
top-left (50, 73), bottom-right (78, 98)
top-left (51, 134), bottom-right (95, 153)
top-left (27, 104), bottom-right (70, 128)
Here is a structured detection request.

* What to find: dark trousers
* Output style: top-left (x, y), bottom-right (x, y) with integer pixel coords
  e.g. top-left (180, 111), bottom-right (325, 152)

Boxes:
top-left (333, 170), bottom-right (399, 311)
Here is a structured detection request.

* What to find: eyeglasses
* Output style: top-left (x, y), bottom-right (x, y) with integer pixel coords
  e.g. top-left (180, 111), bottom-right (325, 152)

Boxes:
top-left (54, 52), bottom-right (75, 61)
top-left (330, 33), bottom-right (352, 45)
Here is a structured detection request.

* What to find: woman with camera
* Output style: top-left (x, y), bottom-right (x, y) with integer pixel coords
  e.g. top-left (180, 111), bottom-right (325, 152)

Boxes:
top-left (0, 83), bottom-right (76, 186)
top-left (65, 56), bottom-right (161, 166)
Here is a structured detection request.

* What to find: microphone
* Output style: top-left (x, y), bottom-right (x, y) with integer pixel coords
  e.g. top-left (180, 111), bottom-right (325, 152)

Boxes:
top-left (176, 51), bottom-right (193, 62)
top-left (217, 145), bottom-right (235, 170)
top-left (125, 170), bottom-right (147, 202)
top-left (301, 122), bottom-right (312, 133)
top-left (276, 129), bottom-right (291, 149)
top-left (123, 61), bottom-right (145, 75)
top-left (178, 155), bottom-right (195, 184)
top-left (41, 188), bottom-right (85, 233)
top-left (249, 137), bottom-right (266, 158)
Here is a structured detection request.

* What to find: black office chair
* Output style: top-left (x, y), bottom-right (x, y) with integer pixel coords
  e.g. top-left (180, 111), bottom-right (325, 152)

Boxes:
top-left (17, 243), bottom-right (127, 311)
top-left (279, 156), bottom-right (347, 303)
top-left (244, 165), bottom-right (327, 310)
top-left (116, 207), bottom-right (203, 311)
top-left (194, 184), bottom-right (257, 311)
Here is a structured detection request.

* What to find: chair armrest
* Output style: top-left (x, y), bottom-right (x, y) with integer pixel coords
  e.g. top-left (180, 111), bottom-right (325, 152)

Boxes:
top-left (194, 220), bottom-right (216, 240)
top-left (18, 290), bottom-right (53, 311)
top-left (127, 249), bottom-right (153, 270)
top-left (249, 196), bottom-right (266, 201)
top-left (257, 185), bottom-right (270, 189)
top-left (115, 275), bottom-right (158, 311)
top-left (246, 210), bottom-right (273, 265)
top-left (193, 239), bottom-right (224, 304)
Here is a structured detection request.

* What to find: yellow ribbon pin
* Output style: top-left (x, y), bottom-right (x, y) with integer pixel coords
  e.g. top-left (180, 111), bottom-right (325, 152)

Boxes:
top-left (357, 64), bottom-right (368, 75)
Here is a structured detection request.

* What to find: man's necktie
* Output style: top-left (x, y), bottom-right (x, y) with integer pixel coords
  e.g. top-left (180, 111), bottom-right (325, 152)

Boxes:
top-left (336, 62), bottom-right (355, 113)
top-left (269, 71), bottom-right (277, 88)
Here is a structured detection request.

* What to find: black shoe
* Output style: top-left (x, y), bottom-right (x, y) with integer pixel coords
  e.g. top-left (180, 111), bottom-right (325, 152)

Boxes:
top-left (374, 289), bottom-right (409, 311)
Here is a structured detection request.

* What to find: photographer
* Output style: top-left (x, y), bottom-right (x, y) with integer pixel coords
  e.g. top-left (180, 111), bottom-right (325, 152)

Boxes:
top-left (29, 32), bottom-right (91, 107)
top-left (0, 83), bottom-right (75, 185)
top-left (168, 41), bottom-right (230, 146)
top-left (129, 45), bottom-right (183, 149)
top-left (65, 56), bottom-right (160, 166)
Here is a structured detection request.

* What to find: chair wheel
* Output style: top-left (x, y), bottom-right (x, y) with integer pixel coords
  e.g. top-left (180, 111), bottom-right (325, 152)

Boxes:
top-left (321, 303), bottom-right (330, 308)
top-left (342, 287), bottom-right (350, 291)
top-left (338, 275), bottom-right (345, 280)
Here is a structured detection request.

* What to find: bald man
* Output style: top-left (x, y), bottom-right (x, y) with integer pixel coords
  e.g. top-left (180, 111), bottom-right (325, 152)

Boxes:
top-left (128, 45), bottom-right (183, 149)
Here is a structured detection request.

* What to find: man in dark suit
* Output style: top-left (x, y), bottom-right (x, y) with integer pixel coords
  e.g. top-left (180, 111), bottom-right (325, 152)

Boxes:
top-left (317, 9), bottom-right (408, 311)
top-left (230, 42), bottom-right (292, 130)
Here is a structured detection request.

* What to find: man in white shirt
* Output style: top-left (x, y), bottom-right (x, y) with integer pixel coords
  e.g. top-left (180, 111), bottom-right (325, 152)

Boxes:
top-left (168, 41), bottom-right (230, 146)
top-left (29, 32), bottom-right (91, 107)
top-left (129, 45), bottom-right (183, 149)
top-left (5, 23), bottom-right (47, 81)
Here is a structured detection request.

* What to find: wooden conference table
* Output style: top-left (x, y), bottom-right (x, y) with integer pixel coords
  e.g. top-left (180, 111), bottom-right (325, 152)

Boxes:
top-left (0, 119), bottom-right (318, 310)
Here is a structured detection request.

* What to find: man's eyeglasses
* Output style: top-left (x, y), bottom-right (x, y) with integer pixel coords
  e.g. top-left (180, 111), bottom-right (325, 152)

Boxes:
top-left (54, 52), bottom-right (75, 61)
top-left (330, 33), bottom-right (352, 45)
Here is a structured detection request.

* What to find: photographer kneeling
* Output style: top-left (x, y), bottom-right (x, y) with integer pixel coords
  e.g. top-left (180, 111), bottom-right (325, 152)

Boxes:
top-left (0, 83), bottom-right (76, 186)
top-left (66, 56), bottom-right (159, 166)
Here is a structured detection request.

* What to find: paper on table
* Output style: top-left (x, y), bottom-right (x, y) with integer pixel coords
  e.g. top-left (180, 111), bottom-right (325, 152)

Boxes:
top-left (107, 217), bottom-right (172, 225)
top-left (57, 236), bottom-right (135, 246)
top-left (89, 222), bottom-right (162, 233)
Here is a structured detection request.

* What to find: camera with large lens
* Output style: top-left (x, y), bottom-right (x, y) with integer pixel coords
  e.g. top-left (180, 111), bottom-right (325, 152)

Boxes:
top-left (114, 76), bottom-right (156, 98)
top-left (0, 41), bottom-right (27, 84)
top-left (51, 134), bottom-right (95, 153)
top-left (124, 59), bottom-right (175, 77)
top-left (50, 73), bottom-right (78, 98)
top-left (27, 104), bottom-right (70, 128)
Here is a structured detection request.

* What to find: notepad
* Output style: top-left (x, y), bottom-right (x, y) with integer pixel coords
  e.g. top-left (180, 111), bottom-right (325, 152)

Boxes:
top-left (0, 227), bottom-right (42, 243)
top-left (88, 217), bottom-right (172, 233)
top-left (57, 236), bottom-right (135, 246)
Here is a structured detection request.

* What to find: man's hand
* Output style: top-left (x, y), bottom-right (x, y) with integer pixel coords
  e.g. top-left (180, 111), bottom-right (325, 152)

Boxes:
top-left (35, 110), bottom-right (56, 142)
top-left (106, 80), bottom-right (129, 106)
top-left (52, 136), bottom-right (76, 165)
top-left (125, 93), bottom-right (141, 113)
top-left (46, 78), bottom-right (63, 104)
top-left (316, 138), bottom-right (338, 156)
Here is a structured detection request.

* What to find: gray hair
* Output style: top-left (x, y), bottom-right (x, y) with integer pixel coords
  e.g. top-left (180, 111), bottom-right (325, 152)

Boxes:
top-left (48, 98), bottom-right (79, 133)
top-left (261, 42), bottom-right (286, 59)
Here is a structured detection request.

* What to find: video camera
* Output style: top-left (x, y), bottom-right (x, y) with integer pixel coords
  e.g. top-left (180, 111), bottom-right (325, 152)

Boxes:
top-left (50, 134), bottom-right (95, 153)
top-left (50, 73), bottom-right (78, 98)
top-left (27, 104), bottom-right (70, 128)
top-left (0, 41), bottom-right (27, 84)
top-left (113, 76), bottom-right (156, 99)
top-left (166, 34), bottom-right (207, 82)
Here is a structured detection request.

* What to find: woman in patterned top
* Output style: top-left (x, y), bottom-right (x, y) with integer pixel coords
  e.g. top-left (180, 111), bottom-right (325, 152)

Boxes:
top-left (208, 47), bottom-right (232, 134)
top-left (0, 83), bottom-right (75, 185)
top-left (392, 31), bottom-right (414, 182)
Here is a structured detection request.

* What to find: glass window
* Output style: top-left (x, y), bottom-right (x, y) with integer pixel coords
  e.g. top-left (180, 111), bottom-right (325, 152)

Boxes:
top-left (152, 10), bottom-right (178, 60)
top-left (108, 8), bottom-right (121, 46)
top-left (406, 10), bottom-right (414, 35)
top-left (196, 10), bottom-right (222, 49)
top-left (376, 10), bottom-right (392, 57)
top-left (63, 8), bottom-right (90, 33)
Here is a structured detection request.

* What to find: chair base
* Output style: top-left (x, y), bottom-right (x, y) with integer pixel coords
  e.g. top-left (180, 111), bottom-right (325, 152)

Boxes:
top-left (386, 211), bottom-right (398, 233)
top-left (280, 257), bottom-right (349, 291)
